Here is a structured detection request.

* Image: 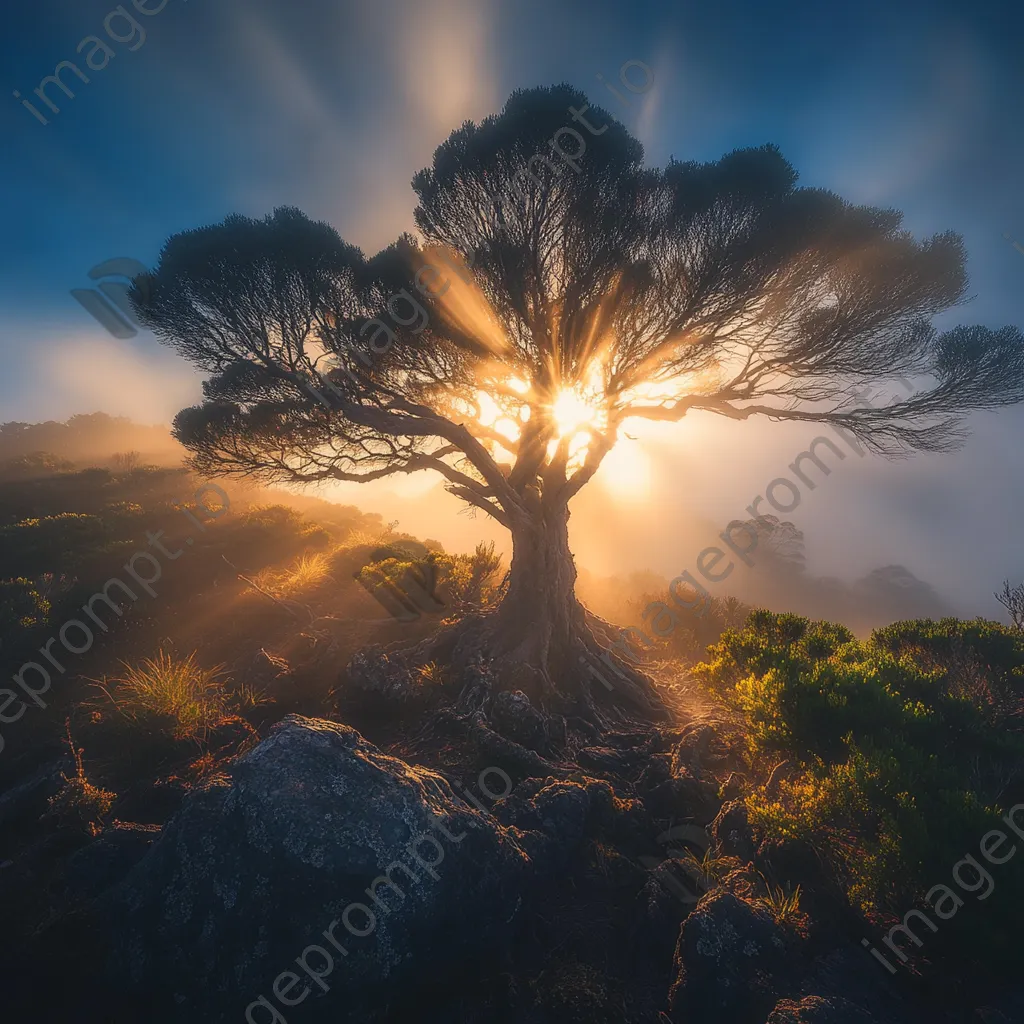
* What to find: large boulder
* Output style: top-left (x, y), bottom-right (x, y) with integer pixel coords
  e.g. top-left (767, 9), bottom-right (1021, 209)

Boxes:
top-left (94, 715), bottom-right (535, 1022)
top-left (63, 821), bottom-right (161, 902)
top-left (667, 890), bottom-right (794, 1024)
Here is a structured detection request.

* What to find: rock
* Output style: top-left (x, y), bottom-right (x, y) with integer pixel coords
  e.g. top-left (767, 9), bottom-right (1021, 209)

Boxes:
top-left (577, 745), bottom-right (642, 773)
top-left (974, 986), bottom-right (1024, 1024)
top-left (643, 768), bottom-right (721, 826)
top-left (800, 947), bottom-right (920, 1024)
top-left (495, 777), bottom-right (604, 868)
top-left (640, 856), bottom-right (706, 912)
top-left (341, 646), bottom-right (430, 710)
top-left (489, 689), bottom-right (547, 752)
top-left (0, 758), bottom-right (71, 831)
top-left (767, 995), bottom-right (878, 1023)
top-left (667, 890), bottom-right (793, 1024)
top-left (636, 752), bottom-right (673, 790)
top-left (494, 774), bottom-right (651, 871)
top-left (671, 723), bottom-right (730, 774)
top-left (94, 715), bottom-right (534, 1022)
top-left (634, 864), bottom-right (693, 968)
top-left (63, 821), bottom-right (162, 902)
top-left (975, 1009), bottom-right (1017, 1024)
top-left (529, 959), bottom-right (619, 1023)
top-left (711, 799), bottom-right (757, 862)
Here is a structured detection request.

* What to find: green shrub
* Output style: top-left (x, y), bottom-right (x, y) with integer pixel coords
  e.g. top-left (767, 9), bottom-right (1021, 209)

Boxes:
top-left (434, 541), bottom-right (503, 609)
top-left (627, 592), bottom-right (751, 665)
top-left (695, 611), bottom-right (1024, 974)
top-left (355, 541), bottom-right (503, 616)
top-left (0, 577), bottom-right (52, 631)
top-left (0, 512), bottom-right (111, 576)
top-left (217, 504), bottom-right (328, 566)
top-left (0, 451), bottom-right (75, 480)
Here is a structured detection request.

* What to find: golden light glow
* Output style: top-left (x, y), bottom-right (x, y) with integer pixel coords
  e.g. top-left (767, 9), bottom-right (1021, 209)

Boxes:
top-left (598, 440), bottom-right (651, 498)
top-left (464, 365), bottom-right (665, 502)
top-left (551, 388), bottom-right (602, 438)
top-left (419, 246), bottom-right (511, 359)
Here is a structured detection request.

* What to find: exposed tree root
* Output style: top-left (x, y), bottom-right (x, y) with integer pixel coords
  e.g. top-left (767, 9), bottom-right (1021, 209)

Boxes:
top-left (420, 707), bottom-right (573, 779)
top-left (375, 605), bottom-right (673, 748)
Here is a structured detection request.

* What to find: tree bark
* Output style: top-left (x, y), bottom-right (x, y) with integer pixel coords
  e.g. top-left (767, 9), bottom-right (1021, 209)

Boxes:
top-left (484, 500), bottom-right (667, 724)
top-left (493, 503), bottom-right (583, 662)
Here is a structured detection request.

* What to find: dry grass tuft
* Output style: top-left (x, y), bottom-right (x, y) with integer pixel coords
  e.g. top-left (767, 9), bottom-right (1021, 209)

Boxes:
top-left (756, 878), bottom-right (806, 931)
top-left (254, 551), bottom-right (332, 597)
top-left (97, 649), bottom-right (229, 742)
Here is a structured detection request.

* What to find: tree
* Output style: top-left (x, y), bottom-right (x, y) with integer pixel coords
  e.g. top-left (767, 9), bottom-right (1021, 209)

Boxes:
top-left (131, 85), bottom-right (1024, 728)
top-left (995, 579), bottom-right (1024, 630)
top-left (746, 515), bottom-right (807, 576)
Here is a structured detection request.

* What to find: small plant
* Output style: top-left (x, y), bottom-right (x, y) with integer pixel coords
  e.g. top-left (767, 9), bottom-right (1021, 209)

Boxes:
top-left (417, 661), bottom-right (447, 686)
top-left (0, 577), bottom-right (52, 630)
top-left (254, 551), bottom-right (332, 597)
top-left (687, 846), bottom-right (734, 890)
top-left (97, 649), bottom-right (229, 742)
top-left (757, 879), bottom-right (804, 930)
top-left (233, 680), bottom-right (272, 710)
top-left (47, 720), bottom-right (115, 835)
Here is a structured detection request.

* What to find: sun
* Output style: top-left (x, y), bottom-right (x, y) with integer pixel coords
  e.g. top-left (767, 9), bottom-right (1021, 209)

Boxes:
top-left (550, 387), bottom-right (605, 438)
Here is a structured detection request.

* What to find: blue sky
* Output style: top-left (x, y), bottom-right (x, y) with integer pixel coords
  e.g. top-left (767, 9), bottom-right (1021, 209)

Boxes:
top-left (1, 0), bottom-right (1023, 612)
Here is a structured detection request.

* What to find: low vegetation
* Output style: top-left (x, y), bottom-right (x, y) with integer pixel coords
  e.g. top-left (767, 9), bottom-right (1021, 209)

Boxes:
top-left (2, 419), bottom-right (1022, 1023)
top-left (46, 721), bottom-right (116, 835)
top-left (694, 610), bottom-right (1024, 973)
top-left (94, 649), bottom-right (231, 743)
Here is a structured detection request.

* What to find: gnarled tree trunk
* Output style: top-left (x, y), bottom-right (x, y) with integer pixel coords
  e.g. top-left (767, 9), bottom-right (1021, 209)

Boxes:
top-left (485, 501), bottom-right (667, 724)
top-left (493, 503), bottom-right (583, 665)
top-left (386, 499), bottom-right (668, 731)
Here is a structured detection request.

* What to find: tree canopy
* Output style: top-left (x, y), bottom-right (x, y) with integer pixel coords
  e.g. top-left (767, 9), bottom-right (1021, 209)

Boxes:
top-left (134, 85), bottom-right (1024, 542)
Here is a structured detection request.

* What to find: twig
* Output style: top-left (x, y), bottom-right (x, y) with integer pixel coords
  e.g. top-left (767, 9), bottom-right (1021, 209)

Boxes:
top-left (765, 759), bottom-right (790, 796)
top-left (221, 555), bottom-right (311, 622)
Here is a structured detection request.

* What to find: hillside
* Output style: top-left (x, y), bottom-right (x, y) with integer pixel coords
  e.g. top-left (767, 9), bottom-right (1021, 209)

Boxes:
top-left (0, 447), bottom-right (1021, 1023)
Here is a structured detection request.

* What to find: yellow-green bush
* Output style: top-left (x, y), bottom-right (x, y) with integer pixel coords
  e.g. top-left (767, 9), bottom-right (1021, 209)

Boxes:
top-left (695, 611), bottom-right (1024, 973)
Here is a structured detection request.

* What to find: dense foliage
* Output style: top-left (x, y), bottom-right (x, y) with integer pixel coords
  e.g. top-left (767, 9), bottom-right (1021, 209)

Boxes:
top-left (695, 610), bottom-right (1024, 973)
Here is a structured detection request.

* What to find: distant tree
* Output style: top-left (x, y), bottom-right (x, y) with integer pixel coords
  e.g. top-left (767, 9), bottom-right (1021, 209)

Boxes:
top-left (854, 564), bottom-right (949, 622)
top-left (132, 86), bottom-right (1024, 726)
top-left (995, 579), bottom-right (1024, 630)
top-left (111, 451), bottom-right (142, 473)
top-left (747, 515), bottom-right (807, 576)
